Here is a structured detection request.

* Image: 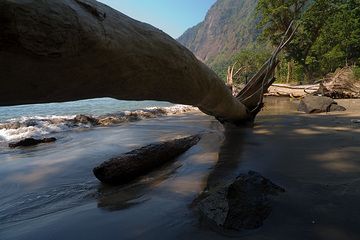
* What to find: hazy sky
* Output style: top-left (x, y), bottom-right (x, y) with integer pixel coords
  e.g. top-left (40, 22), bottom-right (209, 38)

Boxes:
top-left (98, 0), bottom-right (216, 38)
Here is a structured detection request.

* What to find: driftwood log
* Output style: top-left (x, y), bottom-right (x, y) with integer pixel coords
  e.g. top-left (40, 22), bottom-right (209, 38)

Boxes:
top-left (266, 84), bottom-right (319, 98)
top-left (321, 67), bottom-right (360, 99)
top-left (93, 135), bottom-right (200, 185)
top-left (0, 0), bottom-right (294, 124)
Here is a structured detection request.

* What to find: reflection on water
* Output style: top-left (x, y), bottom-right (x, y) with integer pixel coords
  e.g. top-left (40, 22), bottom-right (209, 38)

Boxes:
top-left (203, 96), bottom-right (295, 191)
top-left (261, 96), bottom-right (299, 115)
top-left (205, 124), bottom-right (247, 190)
top-left (96, 161), bottom-right (182, 211)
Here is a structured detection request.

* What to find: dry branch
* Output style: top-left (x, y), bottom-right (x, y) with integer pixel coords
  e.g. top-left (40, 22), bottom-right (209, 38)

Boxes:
top-left (235, 22), bottom-right (298, 118)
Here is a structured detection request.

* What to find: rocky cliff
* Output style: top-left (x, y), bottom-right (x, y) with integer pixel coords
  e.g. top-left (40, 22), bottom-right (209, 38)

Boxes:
top-left (178, 0), bottom-right (259, 66)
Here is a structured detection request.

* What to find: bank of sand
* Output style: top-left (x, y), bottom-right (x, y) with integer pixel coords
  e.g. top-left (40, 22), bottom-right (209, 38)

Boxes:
top-left (230, 98), bottom-right (360, 240)
top-left (1, 98), bottom-right (359, 240)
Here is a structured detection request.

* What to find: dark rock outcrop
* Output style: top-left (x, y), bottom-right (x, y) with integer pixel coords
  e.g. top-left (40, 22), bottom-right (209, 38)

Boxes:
top-left (9, 137), bottom-right (56, 148)
top-left (72, 114), bottom-right (99, 125)
top-left (298, 95), bottom-right (346, 113)
top-left (93, 135), bottom-right (201, 185)
top-left (195, 171), bottom-right (285, 230)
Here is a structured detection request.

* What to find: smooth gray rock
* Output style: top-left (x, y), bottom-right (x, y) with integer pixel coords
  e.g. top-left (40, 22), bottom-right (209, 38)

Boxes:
top-left (298, 95), bottom-right (346, 113)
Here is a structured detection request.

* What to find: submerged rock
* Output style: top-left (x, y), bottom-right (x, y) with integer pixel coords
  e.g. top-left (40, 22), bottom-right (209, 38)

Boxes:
top-left (9, 137), bottom-right (56, 148)
top-left (196, 171), bottom-right (285, 230)
top-left (72, 115), bottom-right (99, 125)
top-left (298, 95), bottom-right (346, 113)
top-left (93, 135), bottom-right (201, 185)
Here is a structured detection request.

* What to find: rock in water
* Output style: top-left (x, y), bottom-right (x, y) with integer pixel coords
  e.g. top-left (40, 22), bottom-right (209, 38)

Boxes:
top-left (9, 137), bottom-right (56, 148)
top-left (93, 135), bottom-right (201, 185)
top-left (72, 114), bottom-right (99, 125)
top-left (196, 171), bottom-right (285, 230)
top-left (298, 95), bottom-right (346, 113)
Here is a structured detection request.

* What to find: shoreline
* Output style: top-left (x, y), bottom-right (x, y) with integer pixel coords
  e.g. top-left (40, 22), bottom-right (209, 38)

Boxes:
top-left (0, 98), bottom-right (359, 239)
top-left (0, 104), bottom-right (198, 143)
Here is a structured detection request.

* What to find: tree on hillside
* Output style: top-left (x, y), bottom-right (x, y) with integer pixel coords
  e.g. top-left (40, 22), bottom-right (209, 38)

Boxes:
top-left (257, 0), bottom-right (360, 82)
top-left (256, 0), bottom-right (337, 82)
top-left (256, 0), bottom-right (308, 44)
top-left (307, 0), bottom-right (360, 75)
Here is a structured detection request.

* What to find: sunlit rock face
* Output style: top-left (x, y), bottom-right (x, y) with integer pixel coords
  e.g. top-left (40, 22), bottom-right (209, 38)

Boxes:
top-left (0, 0), bottom-right (249, 123)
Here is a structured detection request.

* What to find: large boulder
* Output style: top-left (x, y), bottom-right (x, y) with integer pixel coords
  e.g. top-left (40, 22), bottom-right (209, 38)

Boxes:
top-left (195, 171), bottom-right (285, 230)
top-left (298, 95), bottom-right (346, 114)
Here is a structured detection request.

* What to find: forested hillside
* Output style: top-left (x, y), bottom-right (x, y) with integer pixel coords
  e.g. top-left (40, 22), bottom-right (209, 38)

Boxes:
top-left (179, 0), bottom-right (360, 84)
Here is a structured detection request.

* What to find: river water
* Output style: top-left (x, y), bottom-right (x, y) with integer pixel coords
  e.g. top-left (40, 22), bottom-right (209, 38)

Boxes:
top-left (2, 97), bottom-right (359, 240)
top-left (0, 98), bottom-right (224, 239)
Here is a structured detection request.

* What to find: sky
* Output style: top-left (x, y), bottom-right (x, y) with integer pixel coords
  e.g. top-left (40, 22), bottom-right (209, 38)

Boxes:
top-left (98, 0), bottom-right (216, 38)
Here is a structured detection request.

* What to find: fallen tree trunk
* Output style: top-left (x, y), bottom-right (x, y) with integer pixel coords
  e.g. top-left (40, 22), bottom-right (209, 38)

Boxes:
top-left (0, 0), bottom-right (248, 123)
top-left (0, 0), bottom-right (293, 124)
top-left (266, 84), bottom-right (319, 98)
top-left (93, 135), bottom-right (200, 185)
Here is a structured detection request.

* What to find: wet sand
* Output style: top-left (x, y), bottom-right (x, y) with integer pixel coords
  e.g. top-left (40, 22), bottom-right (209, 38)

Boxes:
top-left (226, 98), bottom-right (360, 240)
top-left (1, 98), bottom-right (360, 240)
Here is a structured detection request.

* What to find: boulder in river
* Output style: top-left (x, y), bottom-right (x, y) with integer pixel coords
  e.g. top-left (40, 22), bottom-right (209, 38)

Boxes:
top-left (195, 171), bottom-right (285, 230)
top-left (72, 115), bottom-right (99, 125)
top-left (93, 135), bottom-right (201, 185)
top-left (298, 95), bottom-right (346, 113)
top-left (9, 137), bottom-right (57, 148)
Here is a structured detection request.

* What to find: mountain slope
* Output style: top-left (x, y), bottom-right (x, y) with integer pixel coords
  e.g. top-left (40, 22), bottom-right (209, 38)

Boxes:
top-left (178, 0), bottom-right (259, 66)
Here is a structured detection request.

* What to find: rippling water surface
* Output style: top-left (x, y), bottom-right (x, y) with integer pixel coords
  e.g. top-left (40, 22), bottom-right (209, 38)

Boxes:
top-left (0, 98), bottom-right (226, 240)
top-left (0, 97), bottom-right (305, 240)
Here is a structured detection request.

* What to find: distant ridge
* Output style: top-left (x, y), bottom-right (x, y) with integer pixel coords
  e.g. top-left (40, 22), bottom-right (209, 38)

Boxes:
top-left (178, 0), bottom-right (259, 66)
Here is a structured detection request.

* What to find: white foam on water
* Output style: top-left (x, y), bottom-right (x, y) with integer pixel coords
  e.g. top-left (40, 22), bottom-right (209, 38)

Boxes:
top-left (0, 105), bottom-right (198, 142)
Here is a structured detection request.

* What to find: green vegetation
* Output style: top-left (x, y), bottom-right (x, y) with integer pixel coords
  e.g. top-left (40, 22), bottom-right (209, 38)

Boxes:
top-left (255, 0), bottom-right (360, 83)
top-left (179, 0), bottom-right (360, 84)
top-left (354, 66), bottom-right (360, 80)
top-left (213, 44), bottom-right (272, 84)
